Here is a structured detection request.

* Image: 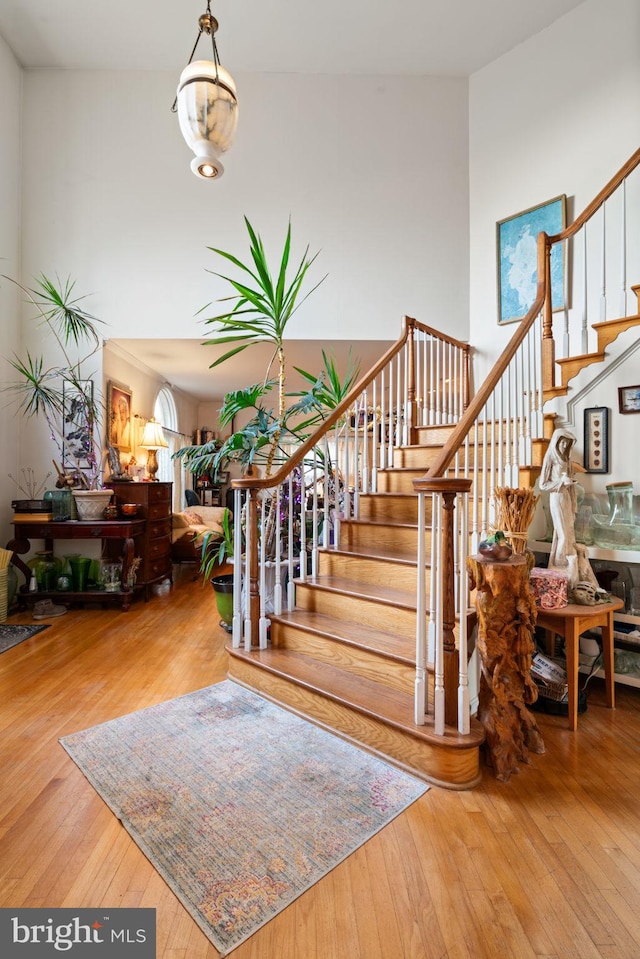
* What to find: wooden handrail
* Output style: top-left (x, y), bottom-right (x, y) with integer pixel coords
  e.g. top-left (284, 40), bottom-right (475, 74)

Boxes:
top-left (424, 146), bottom-right (640, 481)
top-left (548, 148), bottom-right (640, 243)
top-left (423, 231), bottom-right (549, 480)
top-left (231, 316), bottom-right (469, 491)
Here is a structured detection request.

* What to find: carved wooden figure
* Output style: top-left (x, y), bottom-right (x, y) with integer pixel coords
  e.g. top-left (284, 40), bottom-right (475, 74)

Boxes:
top-left (467, 553), bottom-right (545, 781)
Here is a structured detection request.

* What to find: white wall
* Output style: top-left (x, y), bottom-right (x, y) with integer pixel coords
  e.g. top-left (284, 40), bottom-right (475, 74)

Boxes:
top-left (0, 34), bottom-right (22, 534)
top-left (468, 0), bottom-right (640, 498)
top-left (103, 343), bottom-right (198, 470)
top-left (19, 70), bottom-right (469, 344)
top-left (469, 0), bottom-right (640, 372)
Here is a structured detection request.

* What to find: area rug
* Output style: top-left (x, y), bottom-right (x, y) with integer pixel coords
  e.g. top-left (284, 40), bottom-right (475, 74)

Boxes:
top-left (0, 623), bottom-right (50, 653)
top-left (60, 680), bottom-right (428, 955)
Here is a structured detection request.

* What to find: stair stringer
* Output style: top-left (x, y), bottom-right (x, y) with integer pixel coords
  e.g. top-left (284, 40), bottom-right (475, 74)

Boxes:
top-left (546, 327), bottom-right (640, 429)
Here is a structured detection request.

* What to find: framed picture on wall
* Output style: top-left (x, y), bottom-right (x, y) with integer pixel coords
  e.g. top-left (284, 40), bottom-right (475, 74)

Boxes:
top-left (583, 406), bottom-right (609, 473)
top-left (107, 381), bottom-right (133, 452)
top-left (62, 380), bottom-right (94, 469)
top-left (618, 385), bottom-right (640, 414)
top-left (496, 194), bottom-right (567, 325)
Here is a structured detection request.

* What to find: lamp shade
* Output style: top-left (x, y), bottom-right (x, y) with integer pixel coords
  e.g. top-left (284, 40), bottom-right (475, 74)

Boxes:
top-left (140, 419), bottom-right (168, 450)
top-left (176, 60), bottom-right (238, 179)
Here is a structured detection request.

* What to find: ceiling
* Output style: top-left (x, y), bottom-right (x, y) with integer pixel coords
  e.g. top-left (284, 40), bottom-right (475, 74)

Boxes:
top-left (0, 0), bottom-right (584, 76)
top-left (109, 338), bottom-right (394, 404)
top-left (0, 0), bottom-right (585, 402)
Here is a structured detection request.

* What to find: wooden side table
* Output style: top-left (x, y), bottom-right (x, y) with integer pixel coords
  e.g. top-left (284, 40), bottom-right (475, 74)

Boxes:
top-left (535, 596), bottom-right (624, 731)
top-left (8, 518), bottom-right (146, 611)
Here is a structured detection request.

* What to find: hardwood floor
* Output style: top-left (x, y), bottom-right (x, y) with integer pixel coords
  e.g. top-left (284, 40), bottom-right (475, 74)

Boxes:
top-left (1, 564), bottom-right (640, 958)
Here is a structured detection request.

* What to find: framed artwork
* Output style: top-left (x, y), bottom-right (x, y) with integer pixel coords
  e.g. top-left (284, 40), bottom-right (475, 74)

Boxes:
top-left (107, 381), bottom-right (133, 452)
top-left (618, 385), bottom-right (640, 414)
top-left (62, 380), bottom-right (94, 469)
top-left (583, 406), bottom-right (609, 474)
top-left (497, 194), bottom-right (567, 325)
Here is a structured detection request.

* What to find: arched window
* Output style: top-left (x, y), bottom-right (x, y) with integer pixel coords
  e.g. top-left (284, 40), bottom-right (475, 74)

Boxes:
top-left (153, 387), bottom-right (183, 509)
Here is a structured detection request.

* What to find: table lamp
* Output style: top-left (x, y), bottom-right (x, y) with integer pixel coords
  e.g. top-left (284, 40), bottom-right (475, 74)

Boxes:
top-left (140, 418), bottom-right (168, 481)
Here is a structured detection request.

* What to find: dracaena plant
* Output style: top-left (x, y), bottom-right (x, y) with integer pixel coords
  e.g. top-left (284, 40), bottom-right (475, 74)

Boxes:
top-left (1, 273), bottom-right (104, 489)
top-left (199, 216), bottom-right (326, 477)
top-left (173, 218), bottom-right (361, 561)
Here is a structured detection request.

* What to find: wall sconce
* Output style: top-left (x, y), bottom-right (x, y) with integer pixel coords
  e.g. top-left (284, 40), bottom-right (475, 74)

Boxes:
top-left (139, 418), bottom-right (168, 482)
top-left (173, 1), bottom-right (238, 180)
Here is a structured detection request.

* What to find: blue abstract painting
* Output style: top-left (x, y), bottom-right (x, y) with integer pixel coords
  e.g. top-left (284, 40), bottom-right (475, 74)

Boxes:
top-left (497, 195), bottom-right (566, 324)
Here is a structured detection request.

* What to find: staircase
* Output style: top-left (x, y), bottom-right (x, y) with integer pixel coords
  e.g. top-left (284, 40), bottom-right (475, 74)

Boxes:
top-left (228, 449), bottom-right (485, 790)
top-left (226, 148), bottom-right (640, 790)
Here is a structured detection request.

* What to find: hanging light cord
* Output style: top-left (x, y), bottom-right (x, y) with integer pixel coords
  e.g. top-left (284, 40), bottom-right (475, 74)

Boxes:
top-left (171, 0), bottom-right (222, 113)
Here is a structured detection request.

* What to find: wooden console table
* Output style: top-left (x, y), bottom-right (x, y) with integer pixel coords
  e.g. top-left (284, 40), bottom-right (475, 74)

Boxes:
top-left (8, 518), bottom-right (146, 612)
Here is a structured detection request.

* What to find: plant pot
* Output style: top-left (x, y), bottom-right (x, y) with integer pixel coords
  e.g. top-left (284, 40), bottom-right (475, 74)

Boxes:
top-left (211, 574), bottom-right (234, 633)
top-left (73, 490), bottom-right (113, 521)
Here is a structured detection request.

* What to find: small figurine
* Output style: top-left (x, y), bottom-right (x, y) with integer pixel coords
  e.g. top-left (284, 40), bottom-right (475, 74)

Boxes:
top-left (479, 530), bottom-right (513, 562)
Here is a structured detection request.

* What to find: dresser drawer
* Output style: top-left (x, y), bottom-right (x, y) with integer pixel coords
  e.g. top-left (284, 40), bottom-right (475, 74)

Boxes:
top-left (148, 538), bottom-right (171, 562)
top-left (148, 484), bottom-right (171, 504)
top-left (146, 554), bottom-right (172, 581)
top-left (148, 517), bottom-right (171, 539)
top-left (148, 503), bottom-right (171, 521)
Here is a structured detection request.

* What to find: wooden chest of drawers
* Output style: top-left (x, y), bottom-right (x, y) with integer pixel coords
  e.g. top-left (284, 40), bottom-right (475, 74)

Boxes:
top-left (106, 481), bottom-right (172, 598)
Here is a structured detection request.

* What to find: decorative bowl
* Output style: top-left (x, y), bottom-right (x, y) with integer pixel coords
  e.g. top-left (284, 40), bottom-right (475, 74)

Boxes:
top-left (121, 503), bottom-right (139, 516)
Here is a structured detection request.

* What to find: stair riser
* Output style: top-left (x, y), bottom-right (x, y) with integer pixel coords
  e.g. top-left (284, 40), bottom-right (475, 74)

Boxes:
top-left (415, 415), bottom-right (557, 447)
top-left (341, 522), bottom-right (424, 555)
top-left (295, 584), bottom-right (417, 638)
top-left (414, 423), bottom-right (519, 446)
top-left (318, 551), bottom-right (424, 592)
top-left (269, 623), bottom-right (415, 695)
top-left (228, 657), bottom-right (482, 788)
top-left (357, 494), bottom-right (422, 524)
top-left (394, 445), bottom-right (512, 469)
top-left (376, 470), bottom-right (425, 494)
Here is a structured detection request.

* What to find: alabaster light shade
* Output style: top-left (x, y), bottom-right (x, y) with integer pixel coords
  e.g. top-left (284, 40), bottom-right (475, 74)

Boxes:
top-left (176, 60), bottom-right (238, 179)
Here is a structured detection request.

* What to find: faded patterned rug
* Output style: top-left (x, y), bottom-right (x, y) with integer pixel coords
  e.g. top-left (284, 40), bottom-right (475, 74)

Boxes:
top-left (60, 680), bottom-right (428, 955)
top-left (0, 623), bottom-right (50, 654)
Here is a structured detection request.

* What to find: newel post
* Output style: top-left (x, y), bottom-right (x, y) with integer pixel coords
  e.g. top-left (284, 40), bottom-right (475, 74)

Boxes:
top-left (246, 487), bottom-right (260, 645)
top-left (414, 476), bottom-right (472, 729)
top-left (540, 232), bottom-right (556, 393)
top-left (406, 319), bottom-right (417, 444)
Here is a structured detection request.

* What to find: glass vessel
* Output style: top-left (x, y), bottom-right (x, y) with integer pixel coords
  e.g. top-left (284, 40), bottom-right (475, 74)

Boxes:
top-left (606, 482), bottom-right (634, 526)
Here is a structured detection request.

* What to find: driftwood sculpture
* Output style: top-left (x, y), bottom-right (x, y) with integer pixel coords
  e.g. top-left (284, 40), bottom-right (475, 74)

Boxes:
top-left (467, 554), bottom-right (545, 781)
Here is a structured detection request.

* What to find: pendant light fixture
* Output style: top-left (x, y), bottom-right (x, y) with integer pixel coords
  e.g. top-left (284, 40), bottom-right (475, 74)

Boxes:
top-left (173, 1), bottom-right (238, 180)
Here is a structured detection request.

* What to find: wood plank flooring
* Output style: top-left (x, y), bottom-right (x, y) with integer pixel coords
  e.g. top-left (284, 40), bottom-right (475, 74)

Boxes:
top-left (1, 564), bottom-right (640, 958)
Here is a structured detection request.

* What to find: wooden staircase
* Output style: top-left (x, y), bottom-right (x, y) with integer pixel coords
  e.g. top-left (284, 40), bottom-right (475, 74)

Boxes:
top-left (228, 446), bottom-right (486, 791)
top-left (226, 150), bottom-right (640, 791)
top-left (545, 285), bottom-right (640, 400)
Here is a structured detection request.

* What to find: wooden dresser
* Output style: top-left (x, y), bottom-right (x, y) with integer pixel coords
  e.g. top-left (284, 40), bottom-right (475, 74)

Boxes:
top-left (106, 481), bottom-right (172, 599)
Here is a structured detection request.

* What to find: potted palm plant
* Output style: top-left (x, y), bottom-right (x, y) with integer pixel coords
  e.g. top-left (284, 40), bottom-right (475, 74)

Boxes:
top-left (2, 273), bottom-right (106, 509)
top-left (198, 507), bottom-right (235, 631)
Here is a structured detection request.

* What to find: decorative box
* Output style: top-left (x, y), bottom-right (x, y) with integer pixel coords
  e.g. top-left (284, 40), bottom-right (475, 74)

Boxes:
top-left (530, 567), bottom-right (568, 609)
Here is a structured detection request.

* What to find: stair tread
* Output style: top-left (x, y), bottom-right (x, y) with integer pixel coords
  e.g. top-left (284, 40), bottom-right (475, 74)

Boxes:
top-left (343, 517), bottom-right (419, 530)
top-left (300, 574), bottom-right (417, 608)
top-left (330, 542), bottom-right (418, 562)
top-left (557, 350), bottom-right (604, 365)
top-left (271, 609), bottom-right (416, 662)
top-left (319, 546), bottom-right (418, 568)
top-left (229, 645), bottom-right (482, 747)
top-left (591, 313), bottom-right (640, 329)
